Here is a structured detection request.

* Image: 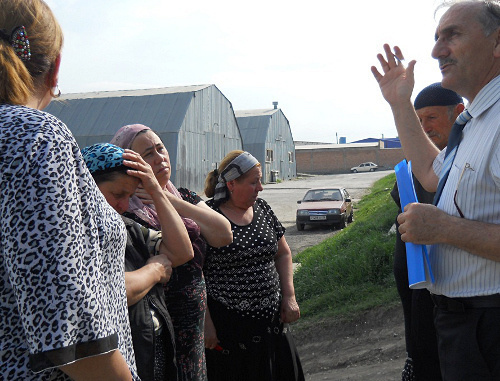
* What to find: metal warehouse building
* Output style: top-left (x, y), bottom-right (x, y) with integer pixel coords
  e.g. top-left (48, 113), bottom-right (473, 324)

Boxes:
top-left (45, 84), bottom-right (242, 193)
top-left (235, 104), bottom-right (296, 183)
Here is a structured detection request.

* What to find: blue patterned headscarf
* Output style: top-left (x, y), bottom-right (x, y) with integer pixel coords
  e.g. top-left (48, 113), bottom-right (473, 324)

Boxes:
top-left (81, 143), bottom-right (126, 175)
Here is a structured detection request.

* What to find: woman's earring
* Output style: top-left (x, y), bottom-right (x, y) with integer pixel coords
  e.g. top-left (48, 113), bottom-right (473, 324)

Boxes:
top-left (53, 84), bottom-right (61, 98)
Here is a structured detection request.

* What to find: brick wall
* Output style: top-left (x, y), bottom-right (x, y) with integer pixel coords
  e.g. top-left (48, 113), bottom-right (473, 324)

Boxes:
top-left (296, 146), bottom-right (404, 174)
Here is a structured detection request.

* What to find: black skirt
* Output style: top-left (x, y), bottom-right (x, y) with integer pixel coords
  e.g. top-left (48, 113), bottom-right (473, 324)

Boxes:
top-left (205, 297), bottom-right (304, 381)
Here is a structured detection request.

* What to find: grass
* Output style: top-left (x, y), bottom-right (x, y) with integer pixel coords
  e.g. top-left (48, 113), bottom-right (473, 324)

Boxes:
top-left (293, 173), bottom-right (400, 323)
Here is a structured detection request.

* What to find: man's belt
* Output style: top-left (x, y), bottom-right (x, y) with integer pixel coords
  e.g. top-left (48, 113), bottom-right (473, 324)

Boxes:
top-left (431, 293), bottom-right (500, 312)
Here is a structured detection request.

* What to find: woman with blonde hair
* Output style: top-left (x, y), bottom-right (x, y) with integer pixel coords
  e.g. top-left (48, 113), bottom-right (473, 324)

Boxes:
top-left (203, 150), bottom-right (304, 381)
top-left (0, 1), bottom-right (138, 379)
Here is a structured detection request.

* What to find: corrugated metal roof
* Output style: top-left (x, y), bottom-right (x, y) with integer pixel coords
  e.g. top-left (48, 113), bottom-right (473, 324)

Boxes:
top-left (46, 88), bottom-right (202, 142)
top-left (236, 114), bottom-right (270, 145)
top-left (44, 84), bottom-right (242, 192)
top-left (234, 108), bottom-right (278, 117)
top-left (235, 108), bottom-right (292, 145)
top-left (235, 108), bottom-right (296, 183)
top-left (59, 84), bottom-right (212, 100)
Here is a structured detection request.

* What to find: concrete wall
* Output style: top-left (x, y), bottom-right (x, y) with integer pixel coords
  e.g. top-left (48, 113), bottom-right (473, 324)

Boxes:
top-left (296, 145), bottom-right (404, 174)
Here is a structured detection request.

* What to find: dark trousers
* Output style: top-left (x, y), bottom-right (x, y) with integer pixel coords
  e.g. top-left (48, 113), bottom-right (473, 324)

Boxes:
top-left (205, 297), bottom-right (304, 381)
top-left (432, 295), bottom-right (500, 381)
top-left (394, 226), bottom-right (442, 380)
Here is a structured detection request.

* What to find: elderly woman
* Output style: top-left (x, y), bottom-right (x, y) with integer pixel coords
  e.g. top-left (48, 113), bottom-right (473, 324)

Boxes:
top-left (203, 150), bottom-right (304, 381)
top-left (111, 124), bottom-right (232, 381)
top-left (82, 143), bottom-right (195, 381)
top-left (0, 1), bottom-right (137, 380)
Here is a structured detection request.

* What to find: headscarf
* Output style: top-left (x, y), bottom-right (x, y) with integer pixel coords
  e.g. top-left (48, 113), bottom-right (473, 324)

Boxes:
top-left (81, 143), bottom-right (127, 175)
top-left (110, 124), bottom-right (150, 149)
top-left (110, 124), bottom-right (191, 230)
top-left (213, 151), bottom-right (259, 207)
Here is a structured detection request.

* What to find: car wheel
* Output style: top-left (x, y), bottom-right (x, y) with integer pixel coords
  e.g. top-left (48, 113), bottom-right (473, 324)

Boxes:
top-left (296, 222), bottom-right (304, 231)
top-left (337, 216), bottom-right (347, 229)
top-left (348, 211), bottom-right (353, 223)
top-left (352, 169), bottom-right (358, 173)
top-left (369, 168), bottom-right (374, 172)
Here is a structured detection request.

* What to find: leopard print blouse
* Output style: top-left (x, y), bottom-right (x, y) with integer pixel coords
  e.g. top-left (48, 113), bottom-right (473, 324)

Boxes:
top-left (0, 104), bottom-right (139, 380)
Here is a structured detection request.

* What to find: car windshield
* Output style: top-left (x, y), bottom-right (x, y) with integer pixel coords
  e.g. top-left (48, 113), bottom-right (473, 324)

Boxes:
top-left (303, 189), bottom-right (342, 201)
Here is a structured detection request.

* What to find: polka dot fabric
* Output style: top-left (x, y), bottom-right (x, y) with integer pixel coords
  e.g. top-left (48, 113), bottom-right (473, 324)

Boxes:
top-left (204, 198), bottom-right (284, 320)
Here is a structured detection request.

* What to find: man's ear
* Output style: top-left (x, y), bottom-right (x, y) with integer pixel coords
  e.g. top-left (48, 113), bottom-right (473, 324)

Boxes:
top-left (455, 103), bottom-right (465, 115)
top-left (493, 27), bottom-right (500, 58)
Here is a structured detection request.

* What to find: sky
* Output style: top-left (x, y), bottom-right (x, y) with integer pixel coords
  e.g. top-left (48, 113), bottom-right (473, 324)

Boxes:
top-left (45, 0), bottom-right (449, 143)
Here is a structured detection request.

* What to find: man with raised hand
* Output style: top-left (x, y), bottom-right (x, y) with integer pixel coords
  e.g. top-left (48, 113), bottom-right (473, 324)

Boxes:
top-left (372, 1), bottom-right (500, 379)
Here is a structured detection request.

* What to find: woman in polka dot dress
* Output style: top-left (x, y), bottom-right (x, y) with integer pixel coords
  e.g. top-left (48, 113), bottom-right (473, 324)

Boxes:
top-left (203, 150), bottom-right (304, 381)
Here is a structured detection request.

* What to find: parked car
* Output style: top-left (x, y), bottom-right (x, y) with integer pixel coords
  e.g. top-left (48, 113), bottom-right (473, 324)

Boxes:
top-left (350, 162), bottom-right (378, 173)
top-left (296, 187), bottom-right (353, 231)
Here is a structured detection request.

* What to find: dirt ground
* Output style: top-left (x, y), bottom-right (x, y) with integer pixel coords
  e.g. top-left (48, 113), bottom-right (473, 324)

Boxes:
top-left (293, 304), bottom-right (405, 381)
top-left (260, 172), bottom-right (406, 380)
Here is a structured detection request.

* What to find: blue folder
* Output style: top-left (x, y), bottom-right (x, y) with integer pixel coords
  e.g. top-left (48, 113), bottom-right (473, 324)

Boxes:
top-left (394, 160), bottom-right (434, 289)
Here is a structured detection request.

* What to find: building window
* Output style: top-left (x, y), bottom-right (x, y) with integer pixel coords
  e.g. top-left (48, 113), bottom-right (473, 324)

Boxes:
top-left (266, 149), bottom-right (274, 162)
top-left (288, 151), bottom-right (294, 163)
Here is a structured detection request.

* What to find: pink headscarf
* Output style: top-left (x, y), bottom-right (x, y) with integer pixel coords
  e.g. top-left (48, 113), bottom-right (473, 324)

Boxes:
top-left (111, 124), bottom-right (150, 150)
top-left (111, 124), bottom-right (189, 229)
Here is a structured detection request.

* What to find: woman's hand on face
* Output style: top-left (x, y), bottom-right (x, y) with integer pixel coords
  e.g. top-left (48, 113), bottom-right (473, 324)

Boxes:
top-left (280, 295), bottom-right (300, 324)
top-left (134, 184), bottom-right (176, 206)
top-left (134, 185), bottom-right (154, 205)
top-left (122, 149), bottom-right (162, 196)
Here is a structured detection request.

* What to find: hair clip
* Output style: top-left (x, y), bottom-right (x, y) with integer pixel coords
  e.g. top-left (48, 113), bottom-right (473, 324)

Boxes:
top-left (11, 26), bottom-right (31, 61)
top-left (0, 26), bottom-right (31, 61)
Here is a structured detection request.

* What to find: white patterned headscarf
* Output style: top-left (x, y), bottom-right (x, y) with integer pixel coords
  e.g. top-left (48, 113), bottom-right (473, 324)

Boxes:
top-left (213, 151), bottom-right (259, 206)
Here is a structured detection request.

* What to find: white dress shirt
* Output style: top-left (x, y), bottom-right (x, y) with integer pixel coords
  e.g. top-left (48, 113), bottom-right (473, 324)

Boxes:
top-left (430, 75), bottom-right (500, 297)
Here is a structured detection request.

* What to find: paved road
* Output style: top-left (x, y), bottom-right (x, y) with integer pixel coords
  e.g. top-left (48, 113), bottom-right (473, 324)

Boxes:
top-left (260, 170), bottom-right (393, 256)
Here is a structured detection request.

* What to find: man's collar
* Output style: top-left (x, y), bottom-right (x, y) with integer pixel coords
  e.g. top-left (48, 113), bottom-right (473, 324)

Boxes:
top-left (467, 75), bottom-right (500, 119)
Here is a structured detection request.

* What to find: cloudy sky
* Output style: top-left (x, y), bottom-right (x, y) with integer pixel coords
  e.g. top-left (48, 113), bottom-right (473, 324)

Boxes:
top-left (45, 0), bottom-right (449, 143)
